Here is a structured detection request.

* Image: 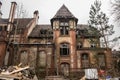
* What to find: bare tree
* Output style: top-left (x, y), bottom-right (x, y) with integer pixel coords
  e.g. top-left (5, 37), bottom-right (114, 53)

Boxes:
top-left (12, 3), bottom-right (28, 65)
top-left (16, 3), bottom-right (28, 18)
top-left (111, 0), bottom-right (120, 22)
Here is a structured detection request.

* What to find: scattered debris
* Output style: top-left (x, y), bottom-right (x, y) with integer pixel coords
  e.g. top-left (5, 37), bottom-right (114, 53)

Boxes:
top-left (0, 63), bottom-right (38, 80)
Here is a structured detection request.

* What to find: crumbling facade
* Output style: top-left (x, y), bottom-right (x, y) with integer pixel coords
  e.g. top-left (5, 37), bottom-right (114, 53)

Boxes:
top-left (0, 1), bottom-right (112, 79)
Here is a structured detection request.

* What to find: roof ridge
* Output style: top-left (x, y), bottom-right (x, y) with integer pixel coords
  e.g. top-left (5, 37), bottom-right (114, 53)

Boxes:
top-left (37, 24), bottom-right (51, 25)
top-left (15, 18), bottom-right (33, 19)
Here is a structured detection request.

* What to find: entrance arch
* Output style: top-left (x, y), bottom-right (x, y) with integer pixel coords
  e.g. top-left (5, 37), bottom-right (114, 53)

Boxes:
top-left (60, 62), bottom-right (70, 76)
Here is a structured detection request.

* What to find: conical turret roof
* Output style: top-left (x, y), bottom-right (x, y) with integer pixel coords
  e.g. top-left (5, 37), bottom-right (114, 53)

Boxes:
top-left (53, 4), bottom-right (77, 19)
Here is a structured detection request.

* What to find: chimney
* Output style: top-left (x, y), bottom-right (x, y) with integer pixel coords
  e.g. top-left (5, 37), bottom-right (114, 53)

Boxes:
top-left (33, 10), bottom-right (39, 24)
top-left (7, 2), bottom-right (17, 32)
top-left (0, 1), bottom-right (2, 9)
top-left (0, 1), bottom-right (2, 18)
top-left (34, 10), bottom-right (39, 18)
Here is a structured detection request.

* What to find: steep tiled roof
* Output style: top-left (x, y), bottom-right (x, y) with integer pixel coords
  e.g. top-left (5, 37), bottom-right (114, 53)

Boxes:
top-left (0, 18), bottom-right (33, 27)
top-left (29, 24), bottom-right (95, 38)
top-left (0, 18), bottom-right (33, 28)
top-left (77, 24), bottom-right (100, 37)
top-left (52, 5), bottom-right (77, 19)
top-left (77, 24), bottom-right (89, 30)
top-left (14, 18), bottom-right (33, 29)
top-left (29, 25), bottom-right (52, 37)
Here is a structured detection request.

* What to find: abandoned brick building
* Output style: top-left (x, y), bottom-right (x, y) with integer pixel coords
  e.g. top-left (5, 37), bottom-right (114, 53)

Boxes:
top-left (0, 1), bottom-right (112, 78)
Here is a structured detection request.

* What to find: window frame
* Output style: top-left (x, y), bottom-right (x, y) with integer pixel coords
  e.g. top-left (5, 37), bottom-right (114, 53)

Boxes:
top-left (60, 43), bottom-right (70, 56)
top-left (20, 50), bottom-right (28, 66)
top-left (37, 51), bottom-right (47, 67)
top-left (81, 53), bottom-right (90, 68)
top-left (98, 53), bottom-right (106, 69)
top-left (60, 22), bottom-right (69, 36)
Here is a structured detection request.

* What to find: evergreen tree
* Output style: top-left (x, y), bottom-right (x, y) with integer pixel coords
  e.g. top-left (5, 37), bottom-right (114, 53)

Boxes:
top-left (88, 0), bottom-right (114, 48)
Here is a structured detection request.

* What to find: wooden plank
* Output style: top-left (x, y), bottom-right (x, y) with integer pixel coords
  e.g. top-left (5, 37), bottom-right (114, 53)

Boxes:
top-left (0, 74), bottom-right (21, 79)
top-left (1, 66), bottom-right (29, 75)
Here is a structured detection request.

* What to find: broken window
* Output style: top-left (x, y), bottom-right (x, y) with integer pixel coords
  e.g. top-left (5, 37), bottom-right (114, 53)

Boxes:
top-left (60, 22), bottom-right (69, 35)
top-left (91, 43), bottom-right (96, 48)
top-left (60, 63), bottom-right (70, 76)
top-left (40, 29), bottom-right (47, 34)
top-left (81, 53), bottom-right (89, 68)
top-left (37, 51), bottom-right (46, 67)
top-left (60, 43), bottom-right (69, 56)
top-left (98, 53), bottom-right (106, 69)
top-left (4, 50), bottom-right (10, 66)
top-left (20, 50), bottom-right (28, 66)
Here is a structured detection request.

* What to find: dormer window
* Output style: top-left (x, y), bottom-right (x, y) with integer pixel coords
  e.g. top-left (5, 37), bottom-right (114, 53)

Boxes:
top-left (77, 42), bottom-right (83, 49)
top-left (91, 43), bottom-right (96, 48)
top-left (40, 29), bottom-right (47, 34)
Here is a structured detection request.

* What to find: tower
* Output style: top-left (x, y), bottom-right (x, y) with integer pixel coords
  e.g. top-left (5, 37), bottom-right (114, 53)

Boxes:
top-left (51, 5), bottom-right (78, 74)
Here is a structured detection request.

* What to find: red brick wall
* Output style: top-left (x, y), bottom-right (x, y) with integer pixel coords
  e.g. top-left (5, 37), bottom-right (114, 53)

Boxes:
top-left (0, 42), bottom-right (7, 66)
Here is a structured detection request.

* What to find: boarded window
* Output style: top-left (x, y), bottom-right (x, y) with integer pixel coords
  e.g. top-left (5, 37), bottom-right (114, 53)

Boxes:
top-left (4, 51), bottom-right (10, 66)
top-left (60, 63), bottom-right (70, 76)
top-left (98, 53), bottom-right (106, 69)
top-left (20, 50), bottom-right (28, 66)
top-left (38, 51), bottom-right (46, 67)
top-left (81, 53), bottom-right (89, 68)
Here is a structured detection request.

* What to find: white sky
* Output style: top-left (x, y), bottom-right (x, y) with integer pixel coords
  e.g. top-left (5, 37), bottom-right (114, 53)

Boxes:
top-left (0, 0), bottom-right (120, 50)
top-left (1, 0), bottom-right (111, 24)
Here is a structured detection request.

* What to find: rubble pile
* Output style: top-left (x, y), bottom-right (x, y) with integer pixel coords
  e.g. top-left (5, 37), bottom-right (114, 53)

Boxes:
top-left (0, 64), bottom-right (37, 80)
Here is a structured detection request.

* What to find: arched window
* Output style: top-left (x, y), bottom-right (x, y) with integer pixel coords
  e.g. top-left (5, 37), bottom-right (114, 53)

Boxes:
top-left (37, 51), bottom-right (46, 67)
top-left (20, 50), bottom-right (28, 66)
top-left (81, 53), bottom-right (89, 68)
top-left (60, 63), bottom-right (70, 76)
top-left (60, 43), bottom-right (69, 56)
top-left (98, 53), bottom-right (106, 69)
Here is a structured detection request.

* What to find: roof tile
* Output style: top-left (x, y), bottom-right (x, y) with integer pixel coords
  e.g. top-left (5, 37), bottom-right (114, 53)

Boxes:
top-left (53, 4), bottom-right (76, 19)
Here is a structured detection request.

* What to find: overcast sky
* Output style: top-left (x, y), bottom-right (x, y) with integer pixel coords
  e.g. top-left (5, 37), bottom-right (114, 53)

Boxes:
top-left (0, 0), bottom-right (120, 50)
top-left (1, 0), bottom-right (111, 24)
